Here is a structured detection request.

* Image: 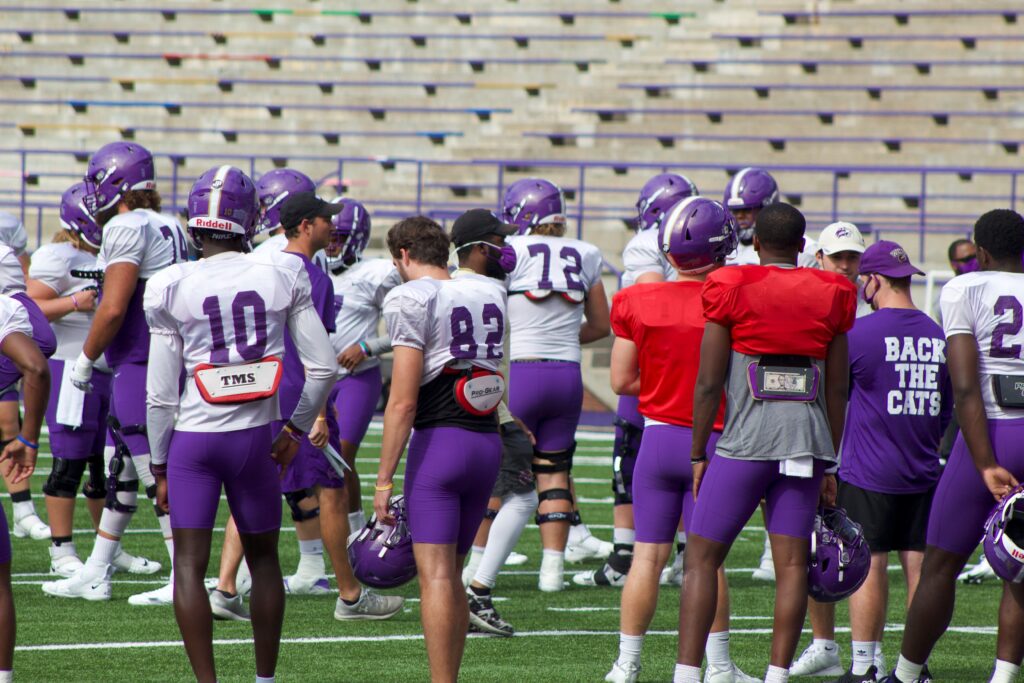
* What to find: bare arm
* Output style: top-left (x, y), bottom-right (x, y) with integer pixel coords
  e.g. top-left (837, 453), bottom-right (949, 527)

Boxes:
top-left (374, 345), bottom-right (423, 522)
top-left (690, 322), bottom-right (731, 498)
top-left (82, 262), bottom-right (139, 360)
top-left (824, 333), bottom-right (850, 455)
top-left (634, 271), bottom-right (665, 285)
top-left (580, 280), bottom-right (611, 345)
top-left (0, 332), bottom-right (49, 483)
top-left (610, 337), bottom-right (641, 396)
top-left (26, 279), bottom-right (96, 321)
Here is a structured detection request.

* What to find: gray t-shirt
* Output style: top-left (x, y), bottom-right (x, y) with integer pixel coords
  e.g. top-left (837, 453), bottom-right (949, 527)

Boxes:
top-left (715, 350), bottom-right (837, 463)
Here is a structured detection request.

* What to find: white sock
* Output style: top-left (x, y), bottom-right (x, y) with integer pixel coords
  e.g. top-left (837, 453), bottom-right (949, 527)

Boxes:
top-left (12, 499), bottom-right (35, 521)
top-left (474, 490), bottom-right (536, 588)
top-left (299, 538), bottom-right (323, 555)
top-left (673, 663), bottom-right (701, 683)
top-left (568, 521), bottom-right (590, 546)
top-left (677, 531), bottom-right (687, 544)
top-left (541, 548), bottom-right (564, 574)
top-left (164, 536), bottom-right (174, 570)
top-left (705, 631), bottom-right (731, 669)
top-left (765, 665), bottom-right (789, 683)
top-left (297, 539), bottom-right (325, 576)
top-left (255, 677), bottom-right (274, 683)
top-left (814, 638), bottom-right (837, 651)
top-left (761, 533), bottom-right (773, 559)
top-left (0, 669), bottom-right (12, 682)
top-left (851, 640), bottom-right (876, 675)
top-left (86, 536), bottom-right (120, 569)
top-left (990, 659), bottom-right (1021, 683)
top-left (50, 540), bottom-right (77, 560)
top-left (613, 527), bottom-right (636, 545)
top-left (894, 655), bottom-right (924, 683)
top-left (618, 633), bottom-right (644, 666)
top-left (348, 510), bottom-right (366, 532)
top-left (237, 556), bottom-right (252, 586)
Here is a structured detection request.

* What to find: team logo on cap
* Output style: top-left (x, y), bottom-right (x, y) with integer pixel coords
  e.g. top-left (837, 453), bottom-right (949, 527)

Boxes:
top-left (890, 247), bottom-right (909, 263)
top-left (835, 226), bottom-right (851, 238)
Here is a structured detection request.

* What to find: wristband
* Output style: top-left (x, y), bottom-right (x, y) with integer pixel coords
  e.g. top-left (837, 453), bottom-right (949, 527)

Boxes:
top-left (690, 455), bottom-right (708, 464)
top-left (16, 435), bottom-right (38, 450)
top-left (315, 416), bottom-right (327, 423)
top-left (151, 462), bottom-right (168, 477)
top-left (75, 351), bottom-right (94, 370)
top-left (359, 341), bottom-right (371, 357)
top-left (281, 422), bottom-right (304, 444)
top-left (374, 481), bottom-right (394, 492)
top-left (70, 293), bottom-right (79, 311)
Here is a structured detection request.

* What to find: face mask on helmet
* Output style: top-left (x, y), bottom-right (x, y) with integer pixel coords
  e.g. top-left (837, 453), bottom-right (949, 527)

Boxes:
top-left (984, 486), bottom-right (1024, 583)
top-left (807, 506), bottom-right (871, 603)
top-left (347, 495), bottom-right (417, 589)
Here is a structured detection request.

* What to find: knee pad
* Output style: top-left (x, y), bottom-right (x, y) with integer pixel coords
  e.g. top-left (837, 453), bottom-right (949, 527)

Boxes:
top-left (531, 443), bottom-right (576, 475)
top-left (284, 488), bottom-right (320, 522)
top-left (43, 457), bottom-right (88, 499)
top-left (484, 507), bottom-right (499, 521)
top-left (535, 488), bottom-right (573, 525)
top-left (83, 452), bottom-right (107, 500)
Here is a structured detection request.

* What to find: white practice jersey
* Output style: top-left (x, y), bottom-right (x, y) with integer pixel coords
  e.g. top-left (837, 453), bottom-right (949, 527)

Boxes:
top-left (28, 243), bottom-right (98, 361)
top-left (383, 274), bottom-right (507, 385)
top-left (0, 294), bottom-right (32, 346)
top-left (255, 232), bottom-right (329, 274)
top-left (329, 258), bottom-right (401, 375)
top-left (0, 211), bottom-right (28, 256)
top-left (621, 228), bottom-right (676, 287)
top-left (0, 244), bottom-right (25, 294)
top-left (726, 237), bottom-right (820, 268)
top-left (145, 250), bottom-right (319, 432)
top-left (506, 234), bottom-right (604, 363)
top-left (941, 271), bottom-right (1024, 420)
top-left (96, 209), bottom-right (188, 278)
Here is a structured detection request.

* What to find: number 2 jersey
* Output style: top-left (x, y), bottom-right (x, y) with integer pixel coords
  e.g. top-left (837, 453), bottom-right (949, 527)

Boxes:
top-left (383, 273), bottom-right (507, 431)
top-left (97, 208), bottom-right (188, 366)
top-left (143, 250), bottom-right (337, 464)
top-left (506, 234), bottom-right (603, 362)
top-left (941, 270), bottom-right (1024, 420)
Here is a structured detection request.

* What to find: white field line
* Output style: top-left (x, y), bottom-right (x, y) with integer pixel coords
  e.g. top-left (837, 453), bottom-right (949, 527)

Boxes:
top-left (14, 624), bottom-right (996, 652)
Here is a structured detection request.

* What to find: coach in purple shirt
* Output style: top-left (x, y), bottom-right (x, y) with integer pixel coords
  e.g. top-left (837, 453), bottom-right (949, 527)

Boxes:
top-left (832, 241), bottom-right (953, 683)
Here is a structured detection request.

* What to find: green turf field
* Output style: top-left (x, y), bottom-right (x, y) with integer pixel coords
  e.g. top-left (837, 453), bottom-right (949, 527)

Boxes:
top-left (3, 428), bottom-right (1003, 682)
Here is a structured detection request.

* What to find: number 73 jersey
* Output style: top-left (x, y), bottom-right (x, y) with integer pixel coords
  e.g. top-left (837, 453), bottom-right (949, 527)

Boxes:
top-left (941, 270), bottom-right (1024, 419)
top-left (383, 273), bottom-right (508, 385)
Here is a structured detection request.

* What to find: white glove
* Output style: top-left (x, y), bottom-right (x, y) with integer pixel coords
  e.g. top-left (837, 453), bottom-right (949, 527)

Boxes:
top-left (69, 352), bottom-right (95, 392)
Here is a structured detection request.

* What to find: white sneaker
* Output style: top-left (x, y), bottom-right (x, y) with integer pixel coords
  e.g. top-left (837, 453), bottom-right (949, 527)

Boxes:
top-left (874, 648), bottom-right (887, 680)
top-left (704, 661), bottom-right (763, 683)
top-left (41, 565), bottom-right (111, 601)
top-left (209, 590), bottom-right (250, 621)
top-left (790, 641), bottom-right (843, 676)
top-left (333, 589), bottom-right (404, 621)
top-left (958, 556), bottom-right (997, 584)
top-left (283, 573), bottom-right (332, 595)
top-left (505, 551), bottom-right (529, 566)
top-left (128, 582), bottom-right (174, 606)
top-left (660, 551), bottom-right (685, 586)
top-left (751, 536), bottom-right (775, 582)
top-left (112, 548), bottom-right (162, 575)
top-left (572, 563), bottom-right (627, 587)
top-left (565, 534), bottom-right (613, 563)
top-left (538, 554), bottom-right (565, 592)
top-left (49, 553), bottom-right (84, 578)
top-left (13, 513), bottom-right (51, 540)
top-left (605, 660), bottom-right (641, 683)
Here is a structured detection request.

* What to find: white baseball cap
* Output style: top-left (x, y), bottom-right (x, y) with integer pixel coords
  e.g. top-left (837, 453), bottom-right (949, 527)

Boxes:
top-left (817, 221), bottom-right (866, 255)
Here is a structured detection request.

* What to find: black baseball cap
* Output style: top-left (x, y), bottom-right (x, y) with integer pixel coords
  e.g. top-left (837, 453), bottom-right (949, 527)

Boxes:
top-left (279, 192), bottom-right (344, 229)
top-left (450, 208), bottom-right (517, 248)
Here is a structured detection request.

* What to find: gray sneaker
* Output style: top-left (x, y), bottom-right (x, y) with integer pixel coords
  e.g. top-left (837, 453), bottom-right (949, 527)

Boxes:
top-left (334, 589), bottom-right (404, 621)
top-left (209, 590), bottom-right (250, 622)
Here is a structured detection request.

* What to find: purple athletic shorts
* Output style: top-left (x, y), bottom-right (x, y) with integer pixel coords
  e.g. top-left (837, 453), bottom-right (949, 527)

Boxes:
top-left (334, 366), bottom-right (381, 445)
top-left (404, 426), bottom-right (501, 554)
top-left (509, 361), bottom-right (582, 453)
top-left (167, 424), bottom-right (281, 535)
top-left (276, 410), bottom-right (344, 493)
top-left (0, 293), bottom-right (57, 394)
top-left (109, 362), bottom-right (150, 456)
top-left (616, 394), bottom-right (643, 429)
top-left (0, 504), bottom-right (9, 564)
top-left (633, 425), bottom-right (720, 544)
top-left (689, 455), bottom-right (827, 544)
top-left (927, 419), bottom-right (1024, 556)
top-left (45, 359), bottom-right (112, 460)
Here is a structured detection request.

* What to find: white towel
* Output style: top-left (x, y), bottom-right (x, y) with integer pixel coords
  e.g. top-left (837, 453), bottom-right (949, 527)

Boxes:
top-left (779, 455), bottom-right (814, 478)
top-left (55, 361), bottom-right (86, 429)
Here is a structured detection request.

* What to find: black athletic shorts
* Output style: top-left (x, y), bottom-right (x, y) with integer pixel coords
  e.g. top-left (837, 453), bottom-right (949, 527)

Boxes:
top-left (837, 479), bottom-right (935, 553)
top-left (491, 422), bottom-right (535, 498)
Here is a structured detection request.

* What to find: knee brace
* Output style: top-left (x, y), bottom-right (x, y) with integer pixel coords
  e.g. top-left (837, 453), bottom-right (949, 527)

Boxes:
top-left (43, 457), bottom-right (88, 499)
top-left (82, 452), bottom-right (107, 500)
top-left (484, 507), bottom-right (500, 521)
top-left (531, 443), bottom-right (576, 475)
top-left (284, 488), bottom-right (320, 522)
top-left (535, 488), bottom-right (573, 525)
top-left (105, 450), bottom-right (139, 514)
top-left (612, 419), bottom-right (641, 506)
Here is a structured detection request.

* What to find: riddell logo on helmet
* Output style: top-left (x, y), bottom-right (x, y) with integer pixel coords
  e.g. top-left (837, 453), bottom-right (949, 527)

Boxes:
top-left (1011, 546), bottom-right (1024, 561)
top-left (191, 217), bottom-right (234, 230)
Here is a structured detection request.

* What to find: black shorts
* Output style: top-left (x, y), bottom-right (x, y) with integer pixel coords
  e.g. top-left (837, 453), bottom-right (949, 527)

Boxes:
top-left (491, 422), bottom-right (536, 498)
top-left (837, 479), bottom-right (935, 553)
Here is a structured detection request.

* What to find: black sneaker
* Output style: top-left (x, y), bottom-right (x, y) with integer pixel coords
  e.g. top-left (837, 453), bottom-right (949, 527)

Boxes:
top-left (466, 590), bottom-right (514, 637)
top-left (829, 667), bottom-right (877, 683)
top-left (920, 665), bottom-right (933, 682)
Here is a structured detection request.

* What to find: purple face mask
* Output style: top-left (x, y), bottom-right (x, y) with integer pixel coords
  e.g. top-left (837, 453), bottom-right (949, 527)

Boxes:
top-left (954, 257), bottom-right (980, 275)
top-left (459, 240), bottom-right (517, 277)
top-left (861, 274), bottom-right (879, 308)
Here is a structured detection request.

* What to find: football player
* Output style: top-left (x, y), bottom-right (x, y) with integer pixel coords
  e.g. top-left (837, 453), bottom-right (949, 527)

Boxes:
top-left (43, 141), bottom-right (189, 605)
top-left (604, 197), bottom-right (757, 683)
top-left (679, 203), bottom-right (855, 683)
top-left (144, 166), bottom-right (336, 683)
top-left (253, 168), bottom-right (329, 272)
top-left (373, 216), bottom-right (507, 680)
top-left (29, 183), bottom-right (157, 578)
top-left (575, 173), bottom-right (698, 590)
top-left (0, 293), bottom-right (50, 683)
top-left (502, 178), bottom-right (612, 591)
top-left (886, 210), bottom-right (1024, 683)
top-left (723, 168), bottom-right (817, 268)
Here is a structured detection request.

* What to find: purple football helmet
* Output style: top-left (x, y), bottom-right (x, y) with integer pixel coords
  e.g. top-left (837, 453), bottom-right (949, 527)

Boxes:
top-left (348, 495), bottom-right (417, 589)
top-left (635, 172), bottom-right (699, 233)
top-left (59, 182), bottom-right (103, 249)
top-left (983, 486), bottom-right (1024, 583)
top-left (326, 197), bottom-right (371, 270)
top-left (83, 142), bottom-right (156, 215)
top-left (256, 168), bottom-right (316, 234)
top-left (808, 507), bottom-right (871, 603)
top-left (723, 167), bottom-right (779, 244)
top-left (186, 165), bottom-right (259, 243)
top-left (658, 197), bottom-right (737, 273)
top-left (501, 178), bottom-right (566, 234)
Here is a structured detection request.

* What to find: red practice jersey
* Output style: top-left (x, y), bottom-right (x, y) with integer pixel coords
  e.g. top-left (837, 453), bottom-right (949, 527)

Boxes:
top-left (611, 280), bottom-right (726, 429)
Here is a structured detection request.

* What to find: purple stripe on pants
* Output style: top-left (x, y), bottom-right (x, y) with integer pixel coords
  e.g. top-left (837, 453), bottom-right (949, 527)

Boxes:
top-left (690, 455), bottom-right (826, 544)
top-left (633, 425), bottom-right (720, 543)
top-left (509, 361), bottom-right (583, 453)
top-left (404, 426), bottom-right (501, 554)
top-left (168, 425), bottom-right (281, 534)
top-left (334, 366), bottom-right (382, 445)
top-left (45, 359), bottom-right (112, 460)
top-left (927, 419), bottom-right (1024, 556)
top-left (109, 362), bottom-right (150, 456)
top-left (0, 293), bottom-right (56, 392)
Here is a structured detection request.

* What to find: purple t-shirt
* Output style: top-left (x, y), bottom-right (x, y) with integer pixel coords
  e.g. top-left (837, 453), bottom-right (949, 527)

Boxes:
top-left (839, 308), bottom-right (953, 494)
top-left (280, 251), bottom-right (336, 419)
